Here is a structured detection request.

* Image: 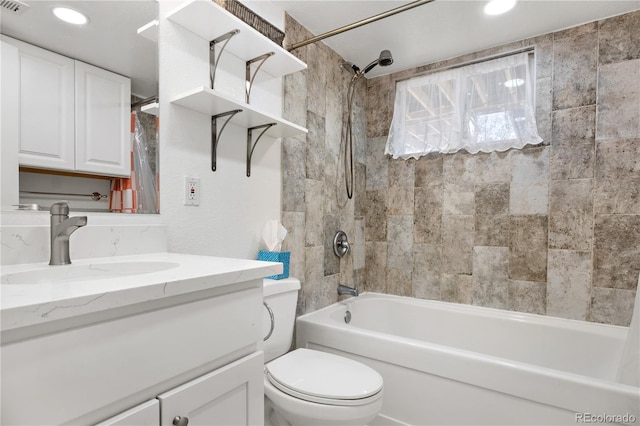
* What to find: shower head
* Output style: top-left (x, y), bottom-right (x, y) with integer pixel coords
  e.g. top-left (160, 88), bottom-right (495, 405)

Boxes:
top-left (341, 50), bottom-right (393, 78)
top-left (378, 50), bottom-right (394, 67)
top-left (363, 50), bottom-right (394, 74)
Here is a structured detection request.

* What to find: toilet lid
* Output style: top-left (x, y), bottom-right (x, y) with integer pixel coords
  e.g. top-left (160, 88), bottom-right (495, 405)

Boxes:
top-left (265, 348), bottom-right (383, 405)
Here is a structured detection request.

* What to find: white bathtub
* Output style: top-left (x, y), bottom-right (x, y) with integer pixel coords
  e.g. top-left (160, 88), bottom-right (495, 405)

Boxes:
top-left (295, 293), bottom-right (640, 425)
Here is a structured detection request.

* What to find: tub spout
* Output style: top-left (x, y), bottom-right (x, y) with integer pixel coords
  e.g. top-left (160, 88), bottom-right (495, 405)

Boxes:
top-left (338, 284), bottom-right (359, 297)
top-left (49, 201), bottom-right (88, 265)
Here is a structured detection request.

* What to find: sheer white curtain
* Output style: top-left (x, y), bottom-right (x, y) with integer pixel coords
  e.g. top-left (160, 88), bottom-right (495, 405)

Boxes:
top-left (385, 52), bottom-right (542, 160)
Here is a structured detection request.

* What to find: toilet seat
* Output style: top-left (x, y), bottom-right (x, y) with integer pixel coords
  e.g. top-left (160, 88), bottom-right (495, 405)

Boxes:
top-left (264, 348), bottom-right (383, 406)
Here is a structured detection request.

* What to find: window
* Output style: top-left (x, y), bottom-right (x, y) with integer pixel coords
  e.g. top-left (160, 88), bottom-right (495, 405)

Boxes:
top-left (385, 51), bottom-right (542, 159)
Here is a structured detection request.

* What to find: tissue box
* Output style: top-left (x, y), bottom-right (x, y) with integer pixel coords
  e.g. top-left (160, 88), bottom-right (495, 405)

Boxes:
top-left (258, 250), bottom-right (290, 280)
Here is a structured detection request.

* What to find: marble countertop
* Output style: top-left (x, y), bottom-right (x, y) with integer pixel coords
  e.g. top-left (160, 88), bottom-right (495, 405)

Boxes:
top-left (1, 253), bottom-right (282, 333)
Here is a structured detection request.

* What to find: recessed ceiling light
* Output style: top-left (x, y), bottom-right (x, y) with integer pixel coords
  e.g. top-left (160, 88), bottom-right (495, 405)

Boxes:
top-left (504, 78), bottom-right (524, 88)
top-left (52, 7), bottom-right (88, 25)
top-left (484, 0), bottom-right (516, 16)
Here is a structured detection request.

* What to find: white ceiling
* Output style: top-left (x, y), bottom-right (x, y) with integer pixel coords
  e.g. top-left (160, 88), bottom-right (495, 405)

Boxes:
top-left (275, 0), bottom-right (640, 78)
top-left (1, 0), bottom-right (638, 96)
top-left (0, 0), bottom-right (158, 97)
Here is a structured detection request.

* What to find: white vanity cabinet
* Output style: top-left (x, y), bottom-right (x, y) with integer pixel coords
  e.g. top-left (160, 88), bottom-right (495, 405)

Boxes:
top-left (157, 352), bottom-right (264, 426)
top-left (2, 36), bottom-right (131, 177)
top-left (1, 265), bottom-right (268, 426)
top-left (97, 353), bottom-right (264, 426)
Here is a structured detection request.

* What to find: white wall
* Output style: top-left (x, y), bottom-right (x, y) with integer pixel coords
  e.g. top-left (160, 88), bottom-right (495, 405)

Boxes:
top-left (1, 0), bottom-right (288, 266)
top-left (158, 0), bottom-right (286, 260)
top-left (1, 40), bottom-right (20, 210)
top-left (1, 211), bottom-right (167, 265)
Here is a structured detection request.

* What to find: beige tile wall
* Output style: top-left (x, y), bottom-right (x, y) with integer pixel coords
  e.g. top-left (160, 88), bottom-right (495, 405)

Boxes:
top-left (282, 11), bottom-right (640, 326)
top-left (362, 11), bottom-right (640, 326)
top-left (282, 15), bottom-right (367, 316)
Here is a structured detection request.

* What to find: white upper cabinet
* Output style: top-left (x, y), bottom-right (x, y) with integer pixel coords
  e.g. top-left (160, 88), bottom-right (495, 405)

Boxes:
top-left (10, 36), bottom-right (75, 171)
top-left (4, 36), bottom-right (132, 177)
top-left (75, 61), bottom-right (131, 176)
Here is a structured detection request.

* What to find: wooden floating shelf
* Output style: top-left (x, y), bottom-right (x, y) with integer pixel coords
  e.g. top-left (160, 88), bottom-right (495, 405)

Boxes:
top-left (171, 86), bottom-right (307, 138)
top-left (167, 0), bottom-right (306, 78)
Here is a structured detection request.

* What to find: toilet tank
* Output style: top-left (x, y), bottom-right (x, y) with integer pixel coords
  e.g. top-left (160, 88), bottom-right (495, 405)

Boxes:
top-left (263, 277), bottom-right (300, 362)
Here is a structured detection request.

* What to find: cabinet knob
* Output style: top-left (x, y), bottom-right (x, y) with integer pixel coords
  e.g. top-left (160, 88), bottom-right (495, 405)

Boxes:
top-left (173, 416), bottom-right (189, 426)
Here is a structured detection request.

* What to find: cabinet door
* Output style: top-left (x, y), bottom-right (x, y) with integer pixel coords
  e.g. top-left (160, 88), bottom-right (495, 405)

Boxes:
top-left (75, 61), bottom-right (131, 176)
top-left (5, 36), bottom-right (75, 170)
top-left (158, 352), bottom-right (264, 426)
top-left (95, 399), bottom-right (159, 426)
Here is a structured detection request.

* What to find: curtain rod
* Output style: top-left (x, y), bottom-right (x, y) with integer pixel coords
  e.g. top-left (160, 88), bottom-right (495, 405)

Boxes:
top-left (395, 46), bottom-right (535, 83)
top-left (286, 0), bottom-right (435, 52)
top-left (20, 190), bottom-right (108, 201)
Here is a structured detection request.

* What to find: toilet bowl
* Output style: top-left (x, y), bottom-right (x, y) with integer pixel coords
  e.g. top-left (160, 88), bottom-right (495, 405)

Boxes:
top-left (263, 278), bottom-right (383, 426)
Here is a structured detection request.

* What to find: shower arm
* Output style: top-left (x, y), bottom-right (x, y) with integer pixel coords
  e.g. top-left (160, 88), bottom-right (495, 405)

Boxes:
top-left (362, 59), bottom-right (380, 75)
top-left (286, 0), bottom-right (435, 52)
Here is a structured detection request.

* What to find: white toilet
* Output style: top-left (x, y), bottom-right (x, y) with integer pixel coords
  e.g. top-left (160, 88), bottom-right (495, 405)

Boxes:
top-left (263, 278), bottom-right (383, 426)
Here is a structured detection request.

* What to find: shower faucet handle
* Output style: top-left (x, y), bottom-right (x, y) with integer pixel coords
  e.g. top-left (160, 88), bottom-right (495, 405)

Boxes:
top-left (333, 230), bottom-right (350, 258)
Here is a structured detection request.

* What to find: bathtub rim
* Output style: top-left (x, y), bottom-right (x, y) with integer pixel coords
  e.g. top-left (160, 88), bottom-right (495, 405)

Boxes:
top-left (301, 292), bottom-right (629, 338)
top-left (296, 292), bottom-right (639, 422)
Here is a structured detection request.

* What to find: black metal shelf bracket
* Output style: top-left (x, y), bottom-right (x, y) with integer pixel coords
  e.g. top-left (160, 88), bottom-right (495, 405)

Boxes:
top-left (246, 123), bottom-right (277, 177)
top-left (245, 52), bottom-right (275, 104)
top-left (210, 29), bottom-right (240, 89)
top-left (211, 109), bottom-right (242, 172)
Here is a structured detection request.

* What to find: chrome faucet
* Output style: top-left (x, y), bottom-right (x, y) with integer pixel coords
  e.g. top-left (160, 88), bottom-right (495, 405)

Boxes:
top-left (337, 284), bottom-right (359, 297)
top-left (49, 201), bottom-right (87, 265)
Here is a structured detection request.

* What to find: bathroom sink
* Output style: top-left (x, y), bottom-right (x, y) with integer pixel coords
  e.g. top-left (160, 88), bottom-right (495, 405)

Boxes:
top-left (1, 261), bottom-right (180, 285)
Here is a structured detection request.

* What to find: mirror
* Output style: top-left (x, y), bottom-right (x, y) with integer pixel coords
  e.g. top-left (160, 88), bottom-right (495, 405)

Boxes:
top-left (1, 0), bottom-right (159, 213)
